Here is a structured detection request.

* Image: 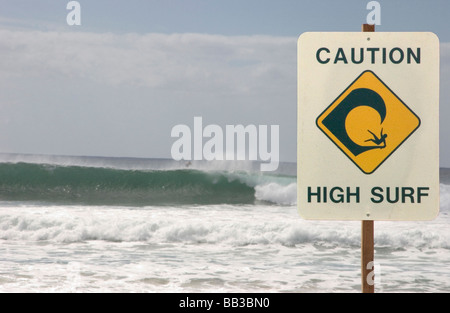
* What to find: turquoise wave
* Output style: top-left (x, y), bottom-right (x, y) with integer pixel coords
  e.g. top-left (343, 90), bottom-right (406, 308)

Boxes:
top-left (0, 162), bottom-right (275, 206)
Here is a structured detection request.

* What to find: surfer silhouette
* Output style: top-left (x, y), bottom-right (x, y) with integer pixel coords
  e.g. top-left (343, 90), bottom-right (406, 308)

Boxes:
top-left (365, 128), bottom-right (387, 148)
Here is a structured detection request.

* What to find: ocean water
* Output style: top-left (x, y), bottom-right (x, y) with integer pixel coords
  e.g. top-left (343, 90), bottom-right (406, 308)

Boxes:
top-left (0, 153), bottom-right (449, 293)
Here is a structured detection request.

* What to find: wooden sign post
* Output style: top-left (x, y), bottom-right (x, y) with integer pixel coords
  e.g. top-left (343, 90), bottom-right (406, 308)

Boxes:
top-left (361, 23), bottom-right (375, 294)
top-left (361, 220), bottom-right (374, 293)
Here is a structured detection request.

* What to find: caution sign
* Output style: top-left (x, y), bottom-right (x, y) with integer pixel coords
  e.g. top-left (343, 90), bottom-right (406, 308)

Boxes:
top-left (297, 32), bottom-right (439, 221)
top-left (316, 70), bottom-right (420, 174)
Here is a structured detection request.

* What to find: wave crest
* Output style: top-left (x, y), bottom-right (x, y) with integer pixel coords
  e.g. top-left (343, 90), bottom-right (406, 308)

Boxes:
top-left (0, 162), bottom-right (295, 206)
top-left (255, 183), bottom-right (297, 205)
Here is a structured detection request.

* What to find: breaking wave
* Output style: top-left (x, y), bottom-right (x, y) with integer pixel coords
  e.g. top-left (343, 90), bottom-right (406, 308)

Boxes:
top-left (0, 162), bottom-right (296, 206)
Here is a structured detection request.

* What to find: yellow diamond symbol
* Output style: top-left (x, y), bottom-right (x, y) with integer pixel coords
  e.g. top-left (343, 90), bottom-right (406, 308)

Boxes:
top-left (316, 70), bottom-right (420, 174)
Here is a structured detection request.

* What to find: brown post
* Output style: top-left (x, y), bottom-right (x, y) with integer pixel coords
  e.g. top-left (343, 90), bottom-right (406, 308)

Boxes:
top-left (361, 23), bottom-right (375, 294)
top-left (361, 220), bottom-right (374, 293)
top-left (362, 24), bottom-right (375, 32)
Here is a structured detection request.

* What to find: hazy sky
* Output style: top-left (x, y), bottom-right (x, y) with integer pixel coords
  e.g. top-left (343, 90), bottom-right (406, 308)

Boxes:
top-left (0, 0), bottom-right (449, 166)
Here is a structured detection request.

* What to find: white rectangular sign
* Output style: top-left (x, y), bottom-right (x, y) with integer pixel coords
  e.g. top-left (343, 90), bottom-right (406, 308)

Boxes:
top-left (297, 32), bottom-right (439, 221)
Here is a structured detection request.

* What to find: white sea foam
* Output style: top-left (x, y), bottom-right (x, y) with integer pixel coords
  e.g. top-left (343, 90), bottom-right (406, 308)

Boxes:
top-left (254, 183), bottom-right (297, 205)
top-left (0, 200), bottom-right (448, 249)
top-left (0, 200), bottom-right (449, 292)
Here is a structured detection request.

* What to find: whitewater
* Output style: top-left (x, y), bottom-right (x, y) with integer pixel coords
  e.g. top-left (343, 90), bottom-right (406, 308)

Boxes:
top-left (0, 154), bottom-right (449, 293)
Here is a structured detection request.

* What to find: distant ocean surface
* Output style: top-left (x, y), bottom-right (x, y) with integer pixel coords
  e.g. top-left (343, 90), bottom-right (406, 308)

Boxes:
top-left (0, 153), bottom-right (449, 293)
